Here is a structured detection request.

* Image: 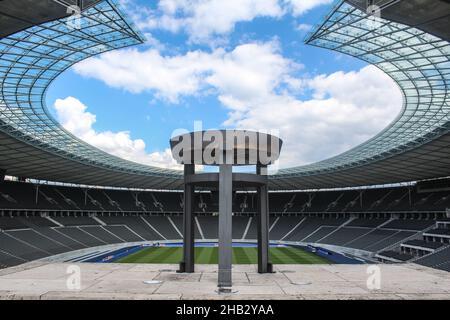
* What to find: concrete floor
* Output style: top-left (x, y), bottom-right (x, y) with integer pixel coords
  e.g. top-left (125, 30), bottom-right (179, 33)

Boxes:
top-left (0, 262), bottom-right (449, 300)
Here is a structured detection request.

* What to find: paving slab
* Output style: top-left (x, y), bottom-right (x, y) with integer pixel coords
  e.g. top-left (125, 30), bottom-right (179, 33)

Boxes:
top-left (0, 263), bottom-right (449, 300)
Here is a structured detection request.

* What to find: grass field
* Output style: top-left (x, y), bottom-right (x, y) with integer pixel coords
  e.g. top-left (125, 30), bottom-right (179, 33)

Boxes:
top-left (116, 246), bottom-right (331, 264)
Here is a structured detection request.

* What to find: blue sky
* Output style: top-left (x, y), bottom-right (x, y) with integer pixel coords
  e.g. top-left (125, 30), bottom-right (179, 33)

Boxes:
top-left (46, 0), bottom-right (401, 170)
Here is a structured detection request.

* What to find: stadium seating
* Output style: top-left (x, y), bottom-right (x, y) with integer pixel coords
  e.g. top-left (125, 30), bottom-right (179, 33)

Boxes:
top-left (197, 216), bottom-right (218, 239)
top-left (376, 250), bottom-right (413, 262)
top-left (1, 181), bottom-right (450, 214)
top-left (416, 247), bottom-right (450, 271)
top-left (99, 215), bottom-right (162, 240)
top-left (0, 180), bottom-right (449, 271)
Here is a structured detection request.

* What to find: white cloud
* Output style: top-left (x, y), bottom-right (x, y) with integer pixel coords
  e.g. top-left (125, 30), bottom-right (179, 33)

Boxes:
top-left (205, 42), bottom-right (300, 105)
top-left (74, 48), bottom-right (215, 102)
top-left (225, 66), bottom-right (403, 167)
top-left (73, 41), bottom-right (298, 103)
top-left (122, 0), bottom-right (331, 44)
top-left (284, 0), bottom-right (333, 16)
top-left (170, 0), bottom-right (282, 42)
top-left (295, 23), bottom-right (313, 32)
top-left (53, 97), bottom-right (182, 170)
top-left (72, 41), bottom-right (402, 169)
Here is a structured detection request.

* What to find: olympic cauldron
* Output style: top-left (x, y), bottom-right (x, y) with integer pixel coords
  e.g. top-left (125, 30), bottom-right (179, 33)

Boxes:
top-left (170, 130), bottom-right (282, 290)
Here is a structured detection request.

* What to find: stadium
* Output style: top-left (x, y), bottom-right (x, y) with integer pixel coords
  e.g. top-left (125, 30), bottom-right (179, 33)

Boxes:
top-left (0, 0), bottom-right (449, 300)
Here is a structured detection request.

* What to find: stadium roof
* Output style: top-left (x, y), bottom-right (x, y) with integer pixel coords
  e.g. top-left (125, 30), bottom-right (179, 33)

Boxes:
top-left (347, 0), bottom-right (450, 41)
top-left (0, 0), bottom-right (449, 190)
top-left (273, 0), bottom-right (450, 189)
top-left (0, 0), bottom-right (103, 38)
top-left (0, 0), bottom-right (184, 189)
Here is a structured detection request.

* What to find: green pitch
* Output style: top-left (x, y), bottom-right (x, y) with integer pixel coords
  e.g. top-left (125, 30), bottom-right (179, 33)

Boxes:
top-left (116, 246), bottom-right (331, 264)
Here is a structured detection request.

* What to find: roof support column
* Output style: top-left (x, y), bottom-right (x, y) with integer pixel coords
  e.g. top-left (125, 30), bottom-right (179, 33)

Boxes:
top-left (178, 164), bottom-right (195, 273)
top-left (218, 164), bottom-right (233, 289)
top-left (257, 164), bottom-right (272, 274)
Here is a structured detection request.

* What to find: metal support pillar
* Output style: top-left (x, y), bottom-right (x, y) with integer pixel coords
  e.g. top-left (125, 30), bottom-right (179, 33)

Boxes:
top-left (178, 164), bottom-right (195, 273)
top-left (257, 165), bottom-right (272, 273)
top-left (218, 164), bottom-right (232, 288)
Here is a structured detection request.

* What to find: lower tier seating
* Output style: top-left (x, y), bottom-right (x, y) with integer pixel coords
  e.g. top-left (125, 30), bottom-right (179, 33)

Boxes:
top-left (0, 212), bottom-right (448, 271)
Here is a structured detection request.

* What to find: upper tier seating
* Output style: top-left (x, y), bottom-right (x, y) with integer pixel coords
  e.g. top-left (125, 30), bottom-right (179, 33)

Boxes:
top-left (1, 181), bottom-right (449, 214)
